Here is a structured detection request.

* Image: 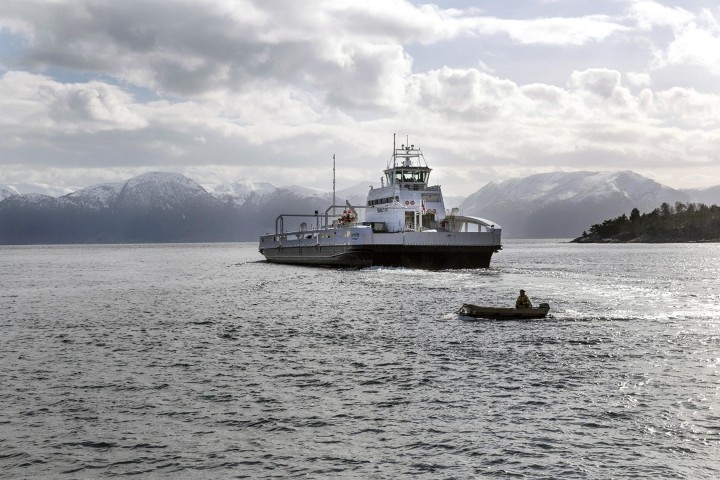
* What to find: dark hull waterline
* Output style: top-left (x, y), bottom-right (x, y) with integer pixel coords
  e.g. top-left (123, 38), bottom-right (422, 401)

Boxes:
top-left (260, 244), bottom-right (500, 269)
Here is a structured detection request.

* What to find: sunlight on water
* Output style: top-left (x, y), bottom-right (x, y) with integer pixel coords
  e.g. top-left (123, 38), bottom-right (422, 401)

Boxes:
top-left (1, 241), bottom-right (718, 478)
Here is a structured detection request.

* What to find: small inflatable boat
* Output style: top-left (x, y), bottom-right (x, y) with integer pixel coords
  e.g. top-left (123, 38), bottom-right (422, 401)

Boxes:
top-left (457, 302), bottom-right (550, 320)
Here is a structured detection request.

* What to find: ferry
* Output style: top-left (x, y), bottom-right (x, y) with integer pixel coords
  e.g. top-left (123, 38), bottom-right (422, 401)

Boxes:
top-left (258, 137), bottom-right (502, 269)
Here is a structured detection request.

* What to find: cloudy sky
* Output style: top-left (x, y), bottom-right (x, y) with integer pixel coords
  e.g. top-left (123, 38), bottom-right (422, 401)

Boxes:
top-left (1, 0), bottom-right (719, 196)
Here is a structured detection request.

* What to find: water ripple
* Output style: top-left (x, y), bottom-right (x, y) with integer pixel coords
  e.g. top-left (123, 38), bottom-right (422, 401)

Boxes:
top-left (1, 242), bottom-right (718, 478)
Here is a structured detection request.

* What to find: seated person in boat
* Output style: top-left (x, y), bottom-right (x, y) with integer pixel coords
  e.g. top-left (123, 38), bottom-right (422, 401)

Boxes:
top-left (516, 289), bottom-right (532, 309)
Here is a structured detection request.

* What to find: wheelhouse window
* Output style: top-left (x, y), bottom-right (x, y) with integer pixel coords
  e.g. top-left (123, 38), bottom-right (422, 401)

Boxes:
top-left (385, 168), bottom-right (430, 185)
top-left (368, 196), bottom-right (397, 206)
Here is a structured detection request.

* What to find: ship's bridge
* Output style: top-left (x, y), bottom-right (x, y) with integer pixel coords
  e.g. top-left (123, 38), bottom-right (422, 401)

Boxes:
top-left (364, 139), bottom-right (447, 231)
top-left (384, 143), bottom-right (432, 190)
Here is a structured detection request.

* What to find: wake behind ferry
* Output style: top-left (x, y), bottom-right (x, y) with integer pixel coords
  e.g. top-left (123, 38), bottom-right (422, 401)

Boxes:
top-left (259, 137), bottom-right (502, 269)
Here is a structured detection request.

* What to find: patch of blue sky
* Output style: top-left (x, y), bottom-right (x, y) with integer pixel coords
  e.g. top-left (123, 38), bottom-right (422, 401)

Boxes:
top-left (45, 68), bottom-right (162, 102)
top-left (0, 30), bottom-right (160, 103)
top-left (0, 30), bottom-right (27, 68)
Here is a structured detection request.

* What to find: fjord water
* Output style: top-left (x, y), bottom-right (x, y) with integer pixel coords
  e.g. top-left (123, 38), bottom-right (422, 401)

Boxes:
top-left (1, 241), bottom-right (718, 479)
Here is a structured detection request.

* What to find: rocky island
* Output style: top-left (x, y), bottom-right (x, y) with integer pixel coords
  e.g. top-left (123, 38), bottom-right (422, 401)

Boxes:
top-left (572, 202), bottom-right (720, 243)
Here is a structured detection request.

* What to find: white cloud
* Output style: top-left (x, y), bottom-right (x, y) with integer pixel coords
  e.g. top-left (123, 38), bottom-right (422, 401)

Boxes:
top-left (409, 67), bottom-right (522, 121)
top-left (0, 0), bottom-right (719, 193)
top-left (0, 1), bottom-right (422, 116)
top-left (667, 25), bottom-right (720, 75)
top-left (627, 71), bottom-right (652, 87)
top-left (474, 15), bottom-right (629, 46)
top-left (48, 83), bottom-right (147, 131)
top-left (570, 68), bottom-right (624, 98)
top-left (654, 87), bottom-right (720, 126)
top-left (0, 0), bottom-right (632, 103)
top-left (627, 1), bottom-right (720, 76)
top-left (629, 0), bottom-right (695, 31)
top-left (568, 69), bottom-right (635, 112)
top-left (0, 71), bottom-right (146, 134)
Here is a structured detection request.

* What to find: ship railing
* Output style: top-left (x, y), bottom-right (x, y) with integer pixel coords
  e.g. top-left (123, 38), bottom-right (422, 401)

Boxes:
top-left (444, 214), bottom-right (502, 233)
top-left (273, 212), bottom-right (324, 236)
top-left (270, 203), bottom-right (407, 235)
top-left (270, 202), bottom-right (459, 235)
top-left (271, 206), bottom-right (360, 235)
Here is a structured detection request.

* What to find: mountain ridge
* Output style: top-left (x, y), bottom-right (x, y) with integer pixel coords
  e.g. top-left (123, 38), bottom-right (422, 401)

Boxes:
top-left (1, 170), bottom-right (719, 243)
top-left (459, 171), bottom-right (699, 238)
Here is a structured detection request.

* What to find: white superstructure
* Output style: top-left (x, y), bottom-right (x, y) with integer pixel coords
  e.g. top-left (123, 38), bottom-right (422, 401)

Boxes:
top-left (259, 137), bottom-right (502, 269)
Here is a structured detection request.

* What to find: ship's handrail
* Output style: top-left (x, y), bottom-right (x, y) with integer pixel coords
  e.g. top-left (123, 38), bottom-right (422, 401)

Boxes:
top-left (445, 214), bottom-right (502, 231)
top-left (322, 204), bottom-right (400, 231)
top-left (389, 142), bottom-right (428, 168)
top-left (272, 202), bottom-right (504, 235)
top-left (274, 213), bottom-right (322, 236)
top-left (272, 205), bottom-right (367, 235)
top-left (266, 211), bottom-right (502, 237)
top-left (272, 202), bottom-right (436, 235)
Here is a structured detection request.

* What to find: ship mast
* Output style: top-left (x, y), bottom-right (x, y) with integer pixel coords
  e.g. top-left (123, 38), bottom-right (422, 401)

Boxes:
top-left (393, 133), bottom-right (396, 168)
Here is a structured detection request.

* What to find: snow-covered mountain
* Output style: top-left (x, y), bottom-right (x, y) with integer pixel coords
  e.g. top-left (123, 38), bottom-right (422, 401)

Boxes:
top-left (0, 192), bottom-right (59, 209)
top-left (460, 171), bottom-right (690, 238)
top-left (0, 171), bottom-right (347, 243)
top-left (55, 173), bottom-right (214, 212)
top-left (280, 184), bottom-right (326, 197)
top-left (1, 169), bottom-right (716, 243)
top-left (210, 179), bottom-right (277, 205)
top-left (465, 171), bottom-right (681, 206)
top-left (442, 195), bottom-right (466, 209)
top-left (682, 185), bottom-right (720, 206)
top-left (3, 183), bottom-right (75, 197)
top-left (235, 185), bottom-right (338, 238)
top-left (62, 183), bottom-right (124, 210)
top-left (0, 172), bottom-right (235, 244)
top-left (336, 182), bottom-right (373, 206)
top-left (114, 172), bottom-right (215, 211)
top-left (209, 179), bottom-right (339, 209)
top-left (1, 184), bottom-right (19, 201)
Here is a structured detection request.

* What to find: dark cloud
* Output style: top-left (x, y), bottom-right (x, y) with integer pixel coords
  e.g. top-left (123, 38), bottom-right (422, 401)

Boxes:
top-left (4, 0), bottom-right (415, 105)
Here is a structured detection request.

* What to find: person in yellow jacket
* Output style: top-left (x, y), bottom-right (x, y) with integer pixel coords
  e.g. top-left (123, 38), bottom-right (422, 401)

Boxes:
top-left (516, 289), bottom-right (532, 309)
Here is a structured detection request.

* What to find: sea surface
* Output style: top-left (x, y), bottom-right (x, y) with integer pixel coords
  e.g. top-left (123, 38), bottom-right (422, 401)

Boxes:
top-left (1, 240), bottom-right (719, 479)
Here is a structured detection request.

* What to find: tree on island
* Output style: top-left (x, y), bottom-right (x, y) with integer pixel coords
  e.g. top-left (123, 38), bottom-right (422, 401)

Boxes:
top-left (574, 201), bottom-right (720, 243)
